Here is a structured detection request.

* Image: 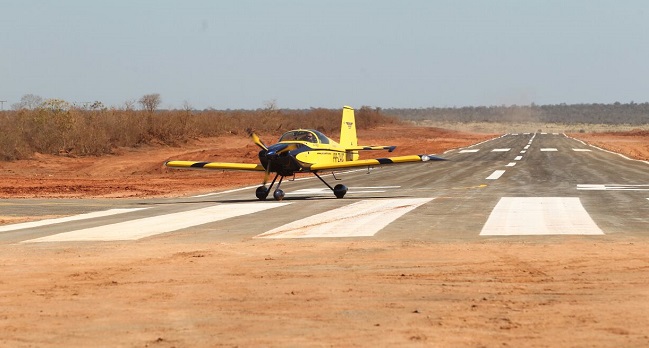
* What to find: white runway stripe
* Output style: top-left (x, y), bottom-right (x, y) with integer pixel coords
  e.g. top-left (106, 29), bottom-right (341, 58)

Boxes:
top-left (256, 198), bottom-right (433, 239)
top-left (541, 148), bottom-right (558, 152)
top-left (23, 203), bottom-right (289, 243)
top-left (480, 197), bottom-right (603, 236)
top-left (0, 208), bottom-right (148, 233)
top-left (577, 184), bottom-right (649, 191)
top-left (486, 170), bottom-right (506, 180)
top-left (459, 149), bottom-right (480, 153)
top-left (491, 148), bottom-right (511, 152)
top-left (286, 186), bottom-right (400, 196)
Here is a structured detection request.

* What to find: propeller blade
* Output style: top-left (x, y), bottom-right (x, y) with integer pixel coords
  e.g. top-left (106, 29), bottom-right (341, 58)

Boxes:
top-left (262, 163), bottom-right (271, 185)
top-left (247, 128), bottom-right (268, 151)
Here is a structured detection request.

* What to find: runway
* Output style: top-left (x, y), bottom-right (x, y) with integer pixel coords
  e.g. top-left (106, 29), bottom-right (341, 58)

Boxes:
top-left (1, 133), bottom-right (648, 243)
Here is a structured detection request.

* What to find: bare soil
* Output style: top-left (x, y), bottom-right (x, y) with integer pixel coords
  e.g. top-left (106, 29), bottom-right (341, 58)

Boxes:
top-left (1, 125), bottom-right (649, 347)
top-left (570, 129), bottom-right (649, 161)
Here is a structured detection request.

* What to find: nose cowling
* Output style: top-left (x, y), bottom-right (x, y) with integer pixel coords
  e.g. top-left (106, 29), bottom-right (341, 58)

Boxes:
top-left (259, 143), bottom-right (289, 167)
top-left (258, 143), bottom-right (301, 176)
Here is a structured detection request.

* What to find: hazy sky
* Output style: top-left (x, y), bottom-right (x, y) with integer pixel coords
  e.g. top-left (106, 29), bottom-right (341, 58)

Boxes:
top-left (2, 0), bottom-right (648, 109)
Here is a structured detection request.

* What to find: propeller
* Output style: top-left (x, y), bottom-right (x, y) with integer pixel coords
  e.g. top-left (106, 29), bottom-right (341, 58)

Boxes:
top-left (262, 162), bottom-right (271, 185)
top-left (247, 129), bottom-right (272, 186)
top-left (247, 128), bottom-right (268, 151)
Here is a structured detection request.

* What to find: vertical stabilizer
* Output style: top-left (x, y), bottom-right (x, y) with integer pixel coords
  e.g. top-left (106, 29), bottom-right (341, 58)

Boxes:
top-left (340, 106), bottom-right (357, 147)
top-left (340, 106), bottom-right (359, 160)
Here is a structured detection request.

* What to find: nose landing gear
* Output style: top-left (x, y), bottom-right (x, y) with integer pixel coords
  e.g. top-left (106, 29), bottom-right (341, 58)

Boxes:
top-left (256, 174), bottom-right (286, 201)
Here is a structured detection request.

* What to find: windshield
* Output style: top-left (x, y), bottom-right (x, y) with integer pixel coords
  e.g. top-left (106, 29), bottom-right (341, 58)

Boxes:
top-left (279, 130), bottom-right (330, 144)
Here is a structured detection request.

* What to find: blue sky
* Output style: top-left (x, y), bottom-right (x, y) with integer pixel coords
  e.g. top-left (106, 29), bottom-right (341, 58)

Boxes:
top-left (2, 0), bottom-right (648, 109)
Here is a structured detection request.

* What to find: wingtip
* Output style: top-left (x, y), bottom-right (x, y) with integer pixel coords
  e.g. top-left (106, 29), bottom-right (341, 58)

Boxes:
top-left (421, 155), bottom-right (447, 162)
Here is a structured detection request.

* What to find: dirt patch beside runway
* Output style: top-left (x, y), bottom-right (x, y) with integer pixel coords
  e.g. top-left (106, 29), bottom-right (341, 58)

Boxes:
top-left (0, 239), bottom-right (648, 347)
top-left (571, 129), bottom-right (649, 161)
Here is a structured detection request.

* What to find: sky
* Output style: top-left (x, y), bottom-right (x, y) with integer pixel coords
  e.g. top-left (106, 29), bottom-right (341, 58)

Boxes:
top-left (2, 0), bottom-right (648, 110)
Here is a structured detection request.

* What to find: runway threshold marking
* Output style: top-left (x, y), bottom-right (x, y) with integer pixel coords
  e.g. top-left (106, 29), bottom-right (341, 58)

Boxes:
top-left (255, 198), bottom-right (433, 239)
top-left (22, 203), bottom-right (290, 243)
top-left (480, 197), bottom-right (604, 236)
top-left (514, 156), bottom-right (523, 161)
top-left (506, 162), bottom-right (516, 167)
top-left (459, 149), bottom-right (480, 153)
top-left (0, 208), bottom-right (148, 233)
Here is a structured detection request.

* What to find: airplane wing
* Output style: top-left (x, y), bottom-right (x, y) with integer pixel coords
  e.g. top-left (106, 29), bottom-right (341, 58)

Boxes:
top-left (309, 154), bottom-right (445, 171)
top-left (346, 145), bottom-right (397, 152)
top-left (165, 160), bottom-right (265, 171)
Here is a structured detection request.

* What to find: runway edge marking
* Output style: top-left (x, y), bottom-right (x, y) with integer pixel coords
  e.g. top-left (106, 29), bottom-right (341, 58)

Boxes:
top-left (21, 203), bottom-right (290, 243)
top-left (255, 198), bottom-right (434, 239)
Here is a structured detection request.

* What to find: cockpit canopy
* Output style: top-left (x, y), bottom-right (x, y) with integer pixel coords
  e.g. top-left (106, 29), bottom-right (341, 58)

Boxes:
top-left (278, 129), bottom-right (331, 144)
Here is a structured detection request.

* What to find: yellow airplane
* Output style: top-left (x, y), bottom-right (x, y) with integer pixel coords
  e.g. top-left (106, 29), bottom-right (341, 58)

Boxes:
top-left (165, 106), bottom-right (445, 200)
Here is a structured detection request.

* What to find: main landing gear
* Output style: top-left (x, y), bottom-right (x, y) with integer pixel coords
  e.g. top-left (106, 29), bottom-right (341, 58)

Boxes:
top-left (255, 172), bottom-right (347, 201)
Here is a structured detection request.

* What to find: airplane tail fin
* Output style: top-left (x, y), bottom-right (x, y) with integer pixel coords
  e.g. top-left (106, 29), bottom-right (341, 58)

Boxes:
top-left (340, 106), bottom-right (359, 160)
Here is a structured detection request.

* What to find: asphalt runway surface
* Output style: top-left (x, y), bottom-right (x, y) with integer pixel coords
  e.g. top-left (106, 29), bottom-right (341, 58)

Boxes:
top-left (1, 133), bottom-right (648, 244)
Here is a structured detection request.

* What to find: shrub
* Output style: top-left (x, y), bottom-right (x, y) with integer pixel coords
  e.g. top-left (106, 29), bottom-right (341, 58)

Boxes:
top-left (0, 107), bottom-right (398, 160)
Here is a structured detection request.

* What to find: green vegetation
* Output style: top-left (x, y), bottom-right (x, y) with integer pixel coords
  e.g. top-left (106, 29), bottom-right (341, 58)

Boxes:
top-left (0, 104), bottom-right (395, 161)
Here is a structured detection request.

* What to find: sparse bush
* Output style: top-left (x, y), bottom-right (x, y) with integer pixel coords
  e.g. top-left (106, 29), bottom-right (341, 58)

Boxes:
top-left (0, 107), bottom-right (399, 161)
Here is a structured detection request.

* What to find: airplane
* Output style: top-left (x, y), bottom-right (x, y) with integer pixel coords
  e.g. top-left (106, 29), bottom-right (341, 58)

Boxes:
top-left (164, 106), bottom-right (445, 200)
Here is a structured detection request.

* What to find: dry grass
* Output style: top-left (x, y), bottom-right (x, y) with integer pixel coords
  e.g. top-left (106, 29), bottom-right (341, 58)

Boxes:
top-left (0, 107), bottom-right (396, 161)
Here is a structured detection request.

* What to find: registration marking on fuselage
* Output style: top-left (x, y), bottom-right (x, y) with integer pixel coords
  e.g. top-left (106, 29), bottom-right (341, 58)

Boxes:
top-left (255, 198), bottom-right (433, 239)
top-left (0, 208), bottom-right (148, 233)
top-left (480, 197), bottom-right (604, 235)
top-left (22, 203), bottom-right (290, 243)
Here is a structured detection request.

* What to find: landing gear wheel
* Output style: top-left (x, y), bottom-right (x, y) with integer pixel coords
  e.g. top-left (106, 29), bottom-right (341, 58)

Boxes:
top-left (333, 184), bottom-right (347, 199)
top-left (256, 186), bottom-right (269, 200)
top-left (273, 189), bottom-right (285, 201)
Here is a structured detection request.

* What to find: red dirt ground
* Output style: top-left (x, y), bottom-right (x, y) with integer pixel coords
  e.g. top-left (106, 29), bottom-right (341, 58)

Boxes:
top-left (570, 129), bottom-right (649, 161)
top-left (1, 125), bottom-right (648, 347)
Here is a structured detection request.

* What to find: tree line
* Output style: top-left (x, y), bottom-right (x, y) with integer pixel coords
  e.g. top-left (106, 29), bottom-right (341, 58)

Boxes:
top-left (384, 103), bottom-right (649, 125)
